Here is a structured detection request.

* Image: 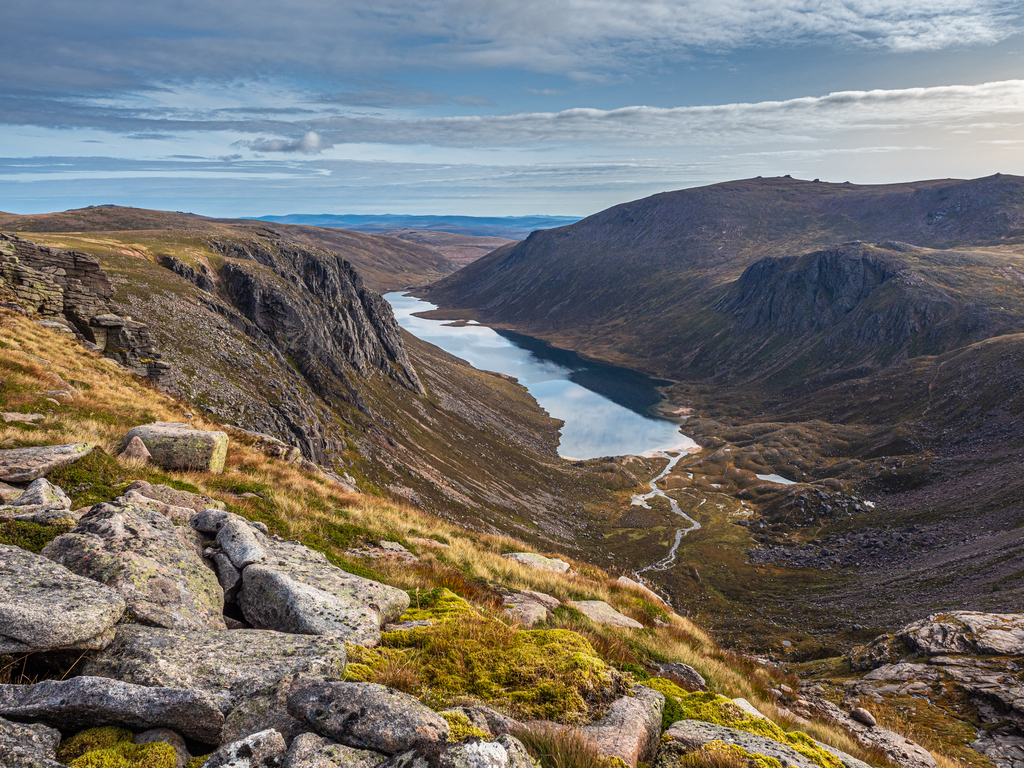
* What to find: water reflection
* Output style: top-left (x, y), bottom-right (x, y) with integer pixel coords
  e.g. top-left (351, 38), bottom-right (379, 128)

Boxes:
top-left (386, 292), bottom-right (697, 459)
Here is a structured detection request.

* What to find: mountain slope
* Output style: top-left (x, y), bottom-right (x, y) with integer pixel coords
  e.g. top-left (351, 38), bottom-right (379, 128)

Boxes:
top-left (421, 175), bottom-right (1024, 382)
top-left (0, 205), bottom-right (457, 292)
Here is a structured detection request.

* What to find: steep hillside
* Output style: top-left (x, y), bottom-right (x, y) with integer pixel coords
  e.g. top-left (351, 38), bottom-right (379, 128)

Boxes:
top-left (422, 175), bottom-right (1024, 381)
top-left (0, 206), bottom-right (456, 292)
top-left (0, 228), bottom-right (603, 546)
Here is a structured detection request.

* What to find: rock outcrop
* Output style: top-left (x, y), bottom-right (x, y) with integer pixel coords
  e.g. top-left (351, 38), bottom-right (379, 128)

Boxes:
top-left (0, 716), bottom-right (63, 768)
top-left (570, 600), bottom-right (643, 629)
top-left (0, 443), bottom-right (95, 483)
top-left (43, 500), bottom-right (227, 630)
top-left (502, 553), bottom-right (570, 572)
top-left (0, 543), bottom-right (126, 653)
top-left (284, 733), bottom-right (384, 768)
top-left (578, 686), bottom-right (664, 768)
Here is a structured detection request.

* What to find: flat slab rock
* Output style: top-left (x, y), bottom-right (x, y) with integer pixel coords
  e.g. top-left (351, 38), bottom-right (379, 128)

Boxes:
top-left (83, 624), bottom-right (348, 704)
top-left (502, 552), bottom-right (570, 572)
top-left (120, 422), bottom-right (229, 474)
top-left (570, 600), bottom-right (643, 629)
top-left (0, 676), bottom-right (224, 744)
top-left (0, 543), bottom-right (126, 654)
top-left (503, 590), bottom-right (560, 626)
top-left (0, 715), bottom-right (63, 768)
top-left (284, 733), bottom-right (384, 768)
top-left (42, 500), bottom-right (226, 630)
top-left (288, 679), bottom-right (448, 755)
top-left (127, 479), bottom-right (225, 514)
top-left (0, 443), bottom-right (95, 483)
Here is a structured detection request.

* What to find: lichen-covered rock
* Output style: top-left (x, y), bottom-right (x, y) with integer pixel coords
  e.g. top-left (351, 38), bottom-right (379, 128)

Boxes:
top-left (501, 552), bottom-right (569, 572)
top-left (283, 733), bottom-right (384, 768)
top-left (119, 435), bottom-right (153, 462)
top-left (82, 625), bottom-right (347, 711)
top-left (0, 677), bottom-right (224, 744)
top-left (238, 537), bottom-right (409, 646)
top-left (899, 612), bottom-right (1024, 656)
top-left (577, 686), bottom-right (664, 768)
top-left (656, 720), bottom-right (827, 768)
top-left (218, 518), bottom-right (268, 568)
top-left (201, 729), bottom-right (286, 768)
top-left (440, 707), bottom-right (521, 739)
top-left (119, 423), bottom-right (229, 474)
top-left (0, 443), bottom-right (95, 483)
top-left (8, 478), bottom-right (71, 509)
top-left (127, 481), bottom-right (225, 514)
top-left (502, 590), bottom-right (559, 626)
top-left (0, 716), bottom-right (63, 768)
top-left (288, 680), bottom-right (448, 755)
top-left (0, 481), bottom-right (23, 503)
top-left (617, 575), bottom-right (666, 604)
top-left (115, 489), bottom-right (195, 524)
top-left (655, 662), bottom-right (708, 692)
top-left (211, 552), bottom-right (243, 602)
top-left (569, 600), bottom-right (643, 629)
top-left (42, 500), bottom-right (226, 630)
top-left (0, 543), bottom-right (126, 653)
top-left (380, 735), bottom-right (533, 768)
top-left (135, 728), bottom-right (191, 768)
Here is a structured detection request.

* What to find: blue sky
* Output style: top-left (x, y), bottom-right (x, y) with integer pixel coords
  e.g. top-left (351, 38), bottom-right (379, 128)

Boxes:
top-left (2, 0), bottom-right (1023, 217)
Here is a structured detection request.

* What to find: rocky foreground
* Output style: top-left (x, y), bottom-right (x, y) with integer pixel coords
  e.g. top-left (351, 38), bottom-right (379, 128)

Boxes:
top-left (0, 423), bottom-right (948, 768)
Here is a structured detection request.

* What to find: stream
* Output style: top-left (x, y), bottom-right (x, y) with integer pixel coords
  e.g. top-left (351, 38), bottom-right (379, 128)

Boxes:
top-left (631, 451), bottom-right (703, 578)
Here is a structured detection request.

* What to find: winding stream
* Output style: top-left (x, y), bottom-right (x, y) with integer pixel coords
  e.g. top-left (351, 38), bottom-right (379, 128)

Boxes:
top-left (632, 451), bottom-right (703, 578)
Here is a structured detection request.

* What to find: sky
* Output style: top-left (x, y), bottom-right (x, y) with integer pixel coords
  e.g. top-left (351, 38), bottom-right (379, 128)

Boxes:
top-left (2, 0), bottom-right (1023, 217)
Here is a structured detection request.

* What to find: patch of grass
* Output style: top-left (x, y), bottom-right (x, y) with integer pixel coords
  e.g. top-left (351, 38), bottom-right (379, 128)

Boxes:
top-left (513, 724), bottom-right (613, 768)
top-left (0, 519), bottom-right (75, 553)
top-left (347, 612), bottom-right (616, 723)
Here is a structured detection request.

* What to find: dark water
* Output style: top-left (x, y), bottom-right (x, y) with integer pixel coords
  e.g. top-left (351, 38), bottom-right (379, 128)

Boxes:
top-left (386, 292), bottom-right (696, 459)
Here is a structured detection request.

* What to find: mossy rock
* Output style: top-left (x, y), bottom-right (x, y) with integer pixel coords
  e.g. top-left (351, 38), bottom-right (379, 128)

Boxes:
top-left (186, 755), bottom-right (211, 768)
top-left (57, 726), bottom-right (135, 763)
top-left (400, 587), bottom-right (471, 622)
top-left (441, 711), bottom-right (488, 742)
top-left (647, 681), bottom-right (842, 768)
top-left (69, 741), bottom-right (177, 768)
top-left (348, 613), bottom-right (614, 723)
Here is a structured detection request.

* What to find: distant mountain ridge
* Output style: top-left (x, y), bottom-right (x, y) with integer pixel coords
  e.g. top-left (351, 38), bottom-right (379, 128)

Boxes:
top-left (421, 174), bottom-right (1024, 387)
top-left (253, 213), bottom-right (581, 239)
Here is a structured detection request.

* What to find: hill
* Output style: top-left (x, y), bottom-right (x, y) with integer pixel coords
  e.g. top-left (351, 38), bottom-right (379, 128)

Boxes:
top-left (382, 229), bottom-right (514, 267)
top-left (0, 206), bottom-right (457, 293)
top-left (421, 175), bottom-right (1024, 383)
top-left (254, 213), bottom-right (581, 239)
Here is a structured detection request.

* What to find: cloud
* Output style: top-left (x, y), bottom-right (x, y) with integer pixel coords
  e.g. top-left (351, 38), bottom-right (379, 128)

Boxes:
top-left (2, 0), bottom-right (1019, 99)
top-left (247, 131), bottom-right (327, 153)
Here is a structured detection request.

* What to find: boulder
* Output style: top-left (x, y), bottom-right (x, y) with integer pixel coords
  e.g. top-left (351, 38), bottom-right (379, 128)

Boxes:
top-left (655, 662), bottom-right (708, 692)
top-left (135, 728), bottom-right (190, 768)
top-left (502, 552), bottom-right (570, 572)
top-left (82, 624), bottom-right (348, 707)
top-left (0, 543), bottom-right (126, 654)
top-left (0, 677), bottom-right (224, 743)
top-left (238, 537), bottom-right (409, 646)
top-left (127, 480), bottom-right (226, 513)
top-left (119, 422), bottom-right (229, 474)
top-left (657, 721), bottom-right (827, 768)
top-left (381, 735), bottom-right (533, 768)
top-left (1, 412), bottom-right (44, 424)
top-left (119, 435), bottom-right (152, 462)
top-left (569, 600), bottom-right (643, 629)
top-left (284, 733), bottom-right (384, 768)
top-left (0, 481), bottom-right (23, 503)
top-left (0, 443), bottom-right (95, 483)
top-left (116, 489), bottom-right (195, 523)
top-left (0, 716), bottom-right (63, 768)
top-left (201, 728), bottom-right (287, 768)
top-left (211, 552), bottom-right (243, 602)
top-left (42, 500), bottom-right (226, 630)
top-left (8, 507), bottom-right (81, 525)
top-left (617, 575), bottom-right (665, 604)
top-left (899, 612), bottom-right (1024, 656)
top-left (503, 590), bottom-right (560, 626)
top-left (218, 518), bottom-right (269, 568)
top-left (441, 706), bottom-right (521, 740)
top-left (288, 680), bottom-right (449, 755)
top-left (850, 707), bottom-right (877, 727)
top-left (7, 478), bottom-right (70, 509)
top-left (579, 686), bottom-right (664, 768)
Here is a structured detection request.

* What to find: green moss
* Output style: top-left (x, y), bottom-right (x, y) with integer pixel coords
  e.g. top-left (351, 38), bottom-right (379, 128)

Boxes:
top-left (70, 741), bottom-right (177, 768)
top-left (349, 614), bottom-right (614, 723)
top-left (400, 588), bottom-right (472, 622)
top-left (185, 756), bottom-right (211, 768)
top-left (441, 711), bottom-right (489, 742)
top-left (0, 519), bottom-right (76, 553)
top-left (57, 727), bottom-right (134, 763)
top-left (646, 682), bottom-right (841, 768)
top-left (708, 741), bottom-right (785, 768)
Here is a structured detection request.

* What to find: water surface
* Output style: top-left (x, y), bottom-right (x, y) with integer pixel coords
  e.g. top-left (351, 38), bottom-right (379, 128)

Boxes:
top-left (387, 292), bottom-right (697, 459)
